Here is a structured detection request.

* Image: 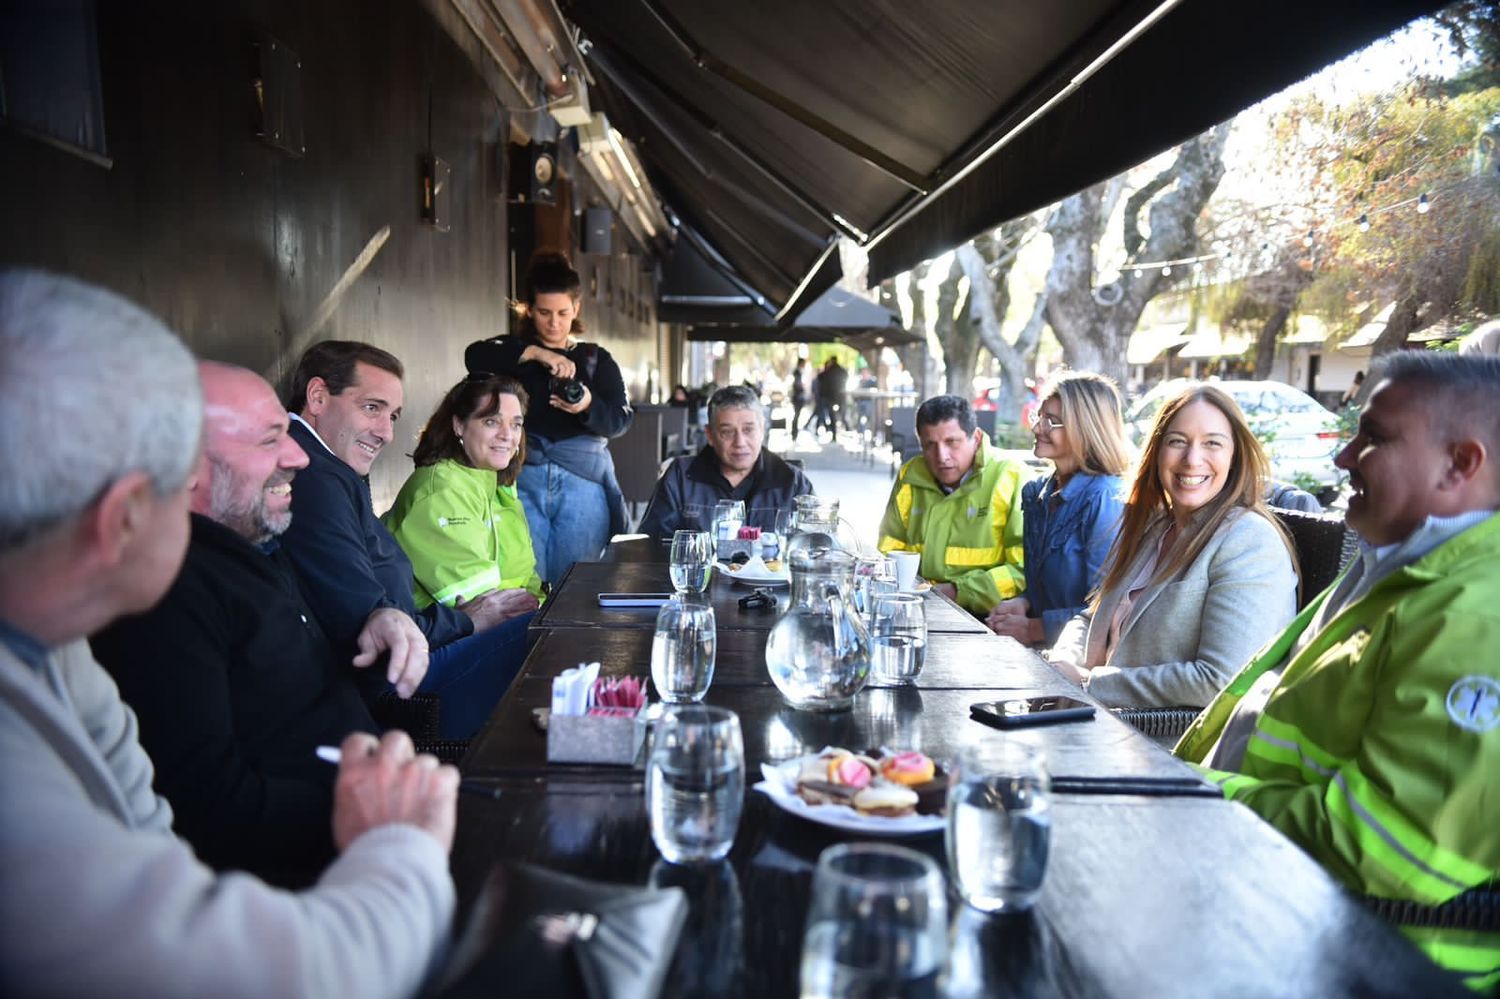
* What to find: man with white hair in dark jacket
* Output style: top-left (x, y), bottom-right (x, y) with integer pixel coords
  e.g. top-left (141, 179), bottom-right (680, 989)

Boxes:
top-left (637, 384), bottom-right (815, 539)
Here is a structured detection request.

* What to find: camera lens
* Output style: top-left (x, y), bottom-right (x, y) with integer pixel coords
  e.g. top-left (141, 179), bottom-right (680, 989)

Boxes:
top-left (550, 376), bottom-right (585, 405)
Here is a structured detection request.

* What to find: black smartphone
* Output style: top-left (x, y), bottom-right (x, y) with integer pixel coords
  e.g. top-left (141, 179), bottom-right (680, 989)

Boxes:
top-left (596, 592), bottom-right (674, 608)
top-left (970, 695), bottom-right (1096, 729)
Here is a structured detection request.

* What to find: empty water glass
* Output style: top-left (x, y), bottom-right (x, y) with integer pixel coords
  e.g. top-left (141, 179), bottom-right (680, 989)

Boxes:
top-left (870, 592), bottom-right (927, 686)
top-left (946, 740), bottom-right (1051, 912)
top-left (647, 705), bottom-right (744, 864)
top-left (651, 595), bottom-right (717, 703)
top-left (712, 499), bottom-right (746, 543)
top-left (851, 554), bottom-right (892, 622)
top-left (799, 843), bottom-right (948, 998)
top-left (670, 529), bottom-right (714, 594)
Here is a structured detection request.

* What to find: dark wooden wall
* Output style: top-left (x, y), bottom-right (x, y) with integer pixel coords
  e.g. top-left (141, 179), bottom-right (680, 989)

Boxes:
top-left (0, 0), bottom-right (660, 507)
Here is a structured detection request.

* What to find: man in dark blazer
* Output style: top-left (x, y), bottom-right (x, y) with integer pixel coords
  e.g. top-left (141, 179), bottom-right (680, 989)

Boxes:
top-left (279, 341), bottom-right (534, 738)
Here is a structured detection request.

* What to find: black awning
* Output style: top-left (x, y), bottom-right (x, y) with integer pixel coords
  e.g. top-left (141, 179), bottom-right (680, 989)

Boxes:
top-left (570, 0), bottom-right (1445, 310)
top-left (684, 284), bottom-right (911, 348)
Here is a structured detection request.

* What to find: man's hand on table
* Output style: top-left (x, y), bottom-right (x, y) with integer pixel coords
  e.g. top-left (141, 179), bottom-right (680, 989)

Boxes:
top-left (332, 731), bottom-right (458, 852)
top-left (933, 582), bottom-right (957, 601)
top-left (457, 588), bottom-right (540, 632)
top-left (986, 597), bottom-right (1044, 644)
top-left (354, 607), bottom-right (429, 698)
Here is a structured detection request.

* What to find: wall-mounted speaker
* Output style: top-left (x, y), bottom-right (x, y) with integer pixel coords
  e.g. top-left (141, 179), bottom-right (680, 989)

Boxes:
top-left (581, 207), bottom-right (613, 255)
top-left (507, 142), bottom-right (558, 205)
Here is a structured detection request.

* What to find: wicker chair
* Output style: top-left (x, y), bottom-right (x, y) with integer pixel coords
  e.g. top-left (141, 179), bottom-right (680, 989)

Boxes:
top-left (1270, 506), bottom-right (1354, 611)
top-left (1114, 507), bottom-right (1358, 745)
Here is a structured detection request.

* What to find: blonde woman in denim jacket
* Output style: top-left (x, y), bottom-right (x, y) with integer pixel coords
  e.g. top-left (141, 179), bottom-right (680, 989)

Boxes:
top-left (987, 372), bottom-right (1132, 645)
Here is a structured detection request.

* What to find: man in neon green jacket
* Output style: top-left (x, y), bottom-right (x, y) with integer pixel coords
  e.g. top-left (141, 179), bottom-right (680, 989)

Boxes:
top-left (1177, 351), bottom-right (1500, 992)
top-left (877, 394), bottom-right (1028, 614)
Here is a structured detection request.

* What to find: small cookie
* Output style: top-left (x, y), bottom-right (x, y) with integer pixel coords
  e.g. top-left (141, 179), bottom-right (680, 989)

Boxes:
top-left (852, 784), bottom-right (918, 818)
top-left (827, 752), bottom-right (873, 789)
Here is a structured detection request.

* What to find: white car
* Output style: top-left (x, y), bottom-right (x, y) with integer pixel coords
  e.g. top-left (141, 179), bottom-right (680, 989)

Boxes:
top-left (1126, 379), bottom-right (1347, 498)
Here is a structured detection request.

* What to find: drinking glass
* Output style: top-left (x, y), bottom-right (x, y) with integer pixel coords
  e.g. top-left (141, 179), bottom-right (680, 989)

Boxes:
top-left (946, 740), bottom-right (1051, 912)
top-left (651, 595), bottom-right (717, 703)
top-left (798, 843), bottom-right (948, 998)
top-left (647, 705), bottom-right (744, 864)
top-left (851, 554), bottom-right (889, 622)
top-left (869, 592), bottom-right (927, 686)
top-left (775, 506), bottom-right (797, 540)
top-left (712, 499), bottom-right (746, 543)
top-left (670, 529), bottom-right (714, 594)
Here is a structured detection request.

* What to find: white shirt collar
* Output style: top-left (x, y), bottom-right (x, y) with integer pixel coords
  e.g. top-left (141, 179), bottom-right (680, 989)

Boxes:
top-left (288, 412), bottom-right (336, 458)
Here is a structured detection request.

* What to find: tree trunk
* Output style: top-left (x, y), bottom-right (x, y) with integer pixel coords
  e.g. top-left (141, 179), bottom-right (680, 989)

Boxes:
top-left (1368, 292), bottom-right (1420, 361)
top-left (956, 241), bottom-right (1046, 422)
top-left (934, 256), bottom-right (980, 396)
top-left (1251, 304), bottom-right (1293, 379)
top-left (1043, 127), bottom-right (1231, 384)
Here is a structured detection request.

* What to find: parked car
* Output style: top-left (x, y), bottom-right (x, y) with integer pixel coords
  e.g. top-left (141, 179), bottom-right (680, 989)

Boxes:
top-left (1125, 379), bottom-right (1346, 498)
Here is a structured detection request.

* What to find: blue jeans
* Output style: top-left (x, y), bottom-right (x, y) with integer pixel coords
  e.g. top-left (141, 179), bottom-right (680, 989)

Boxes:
top-left (419, 611), bottom-right (535, 739)
top-left (518, 460), bottom-right (610, 583)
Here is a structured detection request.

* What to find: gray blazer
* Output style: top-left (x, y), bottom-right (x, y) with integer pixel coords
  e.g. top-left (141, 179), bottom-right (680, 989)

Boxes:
top-left (1049, 508), bottom-right (1297, 709)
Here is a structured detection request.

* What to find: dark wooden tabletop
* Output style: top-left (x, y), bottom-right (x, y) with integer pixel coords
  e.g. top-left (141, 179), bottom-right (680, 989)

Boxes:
top-left (447, 780), bottom-right (1467, 999)
top-left (532, 559), bottom-right (989, 634)
top-left (464, 679), bottom-right (1200, 785)
top-left (444, 544), bottom-right (1466, 999)
top-left (524, 627), bottom-right (1062, 689)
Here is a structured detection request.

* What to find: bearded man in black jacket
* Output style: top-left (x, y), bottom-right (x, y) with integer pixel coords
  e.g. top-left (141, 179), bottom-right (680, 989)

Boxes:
top-left (91, 362), bottom-right (426, 887)
top-left (637, 384), bottom-right (815, 539)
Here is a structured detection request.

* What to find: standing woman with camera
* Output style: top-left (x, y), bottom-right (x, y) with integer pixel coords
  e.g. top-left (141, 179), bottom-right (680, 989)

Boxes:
top-left (465, 252), bottom-right (632, 583)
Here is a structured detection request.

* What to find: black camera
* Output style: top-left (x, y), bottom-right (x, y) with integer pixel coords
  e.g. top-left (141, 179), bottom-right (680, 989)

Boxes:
top-left (549, 376), bottom-right (585, 405)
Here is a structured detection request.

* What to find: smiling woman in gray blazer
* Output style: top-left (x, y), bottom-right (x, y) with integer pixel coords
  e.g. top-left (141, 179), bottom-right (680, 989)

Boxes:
top-left (1046, 385), bottom-right (1298, 709)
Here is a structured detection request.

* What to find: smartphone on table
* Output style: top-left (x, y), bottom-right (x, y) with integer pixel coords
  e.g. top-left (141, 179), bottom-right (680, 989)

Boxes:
top-left (970, 695), bottom-right (1096, 729)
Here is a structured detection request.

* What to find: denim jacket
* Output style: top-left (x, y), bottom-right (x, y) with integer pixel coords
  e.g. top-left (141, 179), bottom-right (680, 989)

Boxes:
top-left (1021, 472), bottom-right (1125, 644)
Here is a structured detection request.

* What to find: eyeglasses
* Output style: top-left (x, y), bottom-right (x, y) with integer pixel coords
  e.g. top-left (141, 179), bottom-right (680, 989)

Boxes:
top-left (1029, 413), bottom-right (1065, 433)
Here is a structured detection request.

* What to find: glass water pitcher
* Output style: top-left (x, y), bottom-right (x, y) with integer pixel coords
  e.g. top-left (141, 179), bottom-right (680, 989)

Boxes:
top-left (765, 547), bottom-right (872, 711)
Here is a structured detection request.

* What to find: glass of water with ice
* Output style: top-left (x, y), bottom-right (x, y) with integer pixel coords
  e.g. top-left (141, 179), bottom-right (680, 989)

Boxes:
top-left (670, 529), bottom-right (714, 594)
top-left (869, 592), bottom-right (926, 686)
top-left (946, 739), bottom-right (1051, 912)
top-left (647, 705), bottom-right (744, 864)
top-left (651, 594), bottom-right (717, 702)
top-left (799, 843), bottom-right (948, 999)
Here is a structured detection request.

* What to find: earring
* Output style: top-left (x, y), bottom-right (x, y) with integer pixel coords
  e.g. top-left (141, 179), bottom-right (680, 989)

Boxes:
top-left (458, 435), bottom-right (465, 444)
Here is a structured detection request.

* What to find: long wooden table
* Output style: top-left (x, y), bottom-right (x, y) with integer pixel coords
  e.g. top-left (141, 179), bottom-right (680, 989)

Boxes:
top-left (532, 558), bottom-right (990, 635)
top-left (451, 552), bottom-right (1467, 998)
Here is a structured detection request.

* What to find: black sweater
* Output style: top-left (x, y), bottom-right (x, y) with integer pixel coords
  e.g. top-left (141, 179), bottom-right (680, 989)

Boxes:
top-left (91, 515), bottom-right (377, 887)
top-left (465, 334), bottom-right (633, 442)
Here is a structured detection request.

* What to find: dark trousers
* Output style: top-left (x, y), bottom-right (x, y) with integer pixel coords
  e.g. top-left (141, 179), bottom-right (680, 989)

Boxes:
top-left (419, 611), bottom-right (536, 738)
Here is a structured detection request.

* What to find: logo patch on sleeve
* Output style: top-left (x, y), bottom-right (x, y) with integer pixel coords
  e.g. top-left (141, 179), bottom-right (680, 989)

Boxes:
top-left (1446, 676), bottom-right (1500, 733)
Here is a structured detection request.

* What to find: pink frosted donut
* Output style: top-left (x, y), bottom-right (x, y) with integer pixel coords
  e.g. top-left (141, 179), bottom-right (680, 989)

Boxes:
top-left (880, 751), bottom-right (936, 786)
top-left (826, 753), bottom-right (873, 789)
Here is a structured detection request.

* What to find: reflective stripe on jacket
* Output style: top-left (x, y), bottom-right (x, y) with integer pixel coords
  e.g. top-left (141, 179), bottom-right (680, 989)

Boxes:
top-left (876, 443), bottom-right (1029, 614)
top-left (1177, 513), bottom-right (1500, 990)
top-left (383, 459), bottom-right (544, 608)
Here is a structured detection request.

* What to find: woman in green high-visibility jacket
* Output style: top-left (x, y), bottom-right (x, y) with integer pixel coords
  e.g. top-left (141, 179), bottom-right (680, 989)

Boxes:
top-left (385, 373), bottom-right (545, 616)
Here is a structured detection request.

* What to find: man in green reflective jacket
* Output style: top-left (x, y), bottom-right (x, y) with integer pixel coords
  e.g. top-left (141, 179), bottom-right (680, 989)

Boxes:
top-left (877, 394), bottom-right (1028, 615)
top-left (1177, 351), bottom-right (1500, 992)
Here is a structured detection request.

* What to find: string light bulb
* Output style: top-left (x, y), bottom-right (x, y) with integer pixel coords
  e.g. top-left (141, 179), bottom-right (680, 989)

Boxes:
top-left (1417, 193), bottom-right (1431, 214)
top-left (1358, 213), bottom-right (1370, 232)
top-left (1302, 230), bottom-right (1315, 248)
top-left (1161, 265), bottom-right (1171, 276)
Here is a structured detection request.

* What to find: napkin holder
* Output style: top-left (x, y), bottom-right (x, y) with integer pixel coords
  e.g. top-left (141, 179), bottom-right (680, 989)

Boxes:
top-left (546, 703), bottom-right (649, 766)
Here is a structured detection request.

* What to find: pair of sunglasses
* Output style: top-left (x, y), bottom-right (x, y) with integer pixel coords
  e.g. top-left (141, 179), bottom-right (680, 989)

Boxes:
top-left (738, 587), bottom-right (777, 610)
